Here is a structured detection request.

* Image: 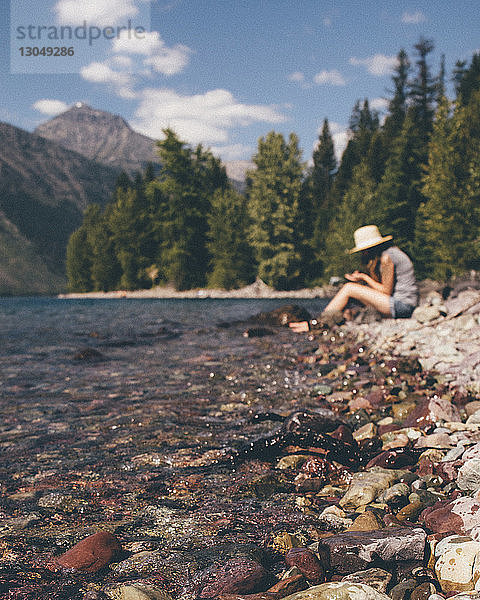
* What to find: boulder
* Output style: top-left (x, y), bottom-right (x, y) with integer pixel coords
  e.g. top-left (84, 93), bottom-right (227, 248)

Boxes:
top-left (316, 527), bottom-right (426, 575)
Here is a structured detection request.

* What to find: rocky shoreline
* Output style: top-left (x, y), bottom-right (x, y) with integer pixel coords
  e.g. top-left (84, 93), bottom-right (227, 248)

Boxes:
top-left (57, 278), bottom-right (333, 300)
top-left (349, 280), bottom-right (480, 394)
top-left (3, 288), bottom-right (480, 599)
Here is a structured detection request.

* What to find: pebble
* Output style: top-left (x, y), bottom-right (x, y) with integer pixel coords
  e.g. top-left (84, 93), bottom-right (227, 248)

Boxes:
top-left (278, 582), bottom-right (390, 599)
top-left (434, 536), bottom-right (480, 593)
top-left (346, 511), bottom-right (384, 532)
top-left (340, 568), bottom-right (392, 593)
top-left (316, 527), bottom-right (426, 575)
top-left (422, 496), bottom-right (480, 539)
top-left (8, 293), bottom-right (480, 599)
top-left (51, 531), bottom-right (122, 573)
top-left (339, 467), bottom-right (406, 509)
top-left (104, 584), bottom-right (173, 600)
top-left (198, 557), bottom-right (269, 598)
top-left (285, 548), bottom-right (325, 584)
top-left (458, 459), bottom-right (480, 492)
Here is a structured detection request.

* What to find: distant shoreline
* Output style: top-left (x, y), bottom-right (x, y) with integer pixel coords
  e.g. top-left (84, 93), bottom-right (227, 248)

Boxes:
top-left (57, 278), bottom-right (334, 300)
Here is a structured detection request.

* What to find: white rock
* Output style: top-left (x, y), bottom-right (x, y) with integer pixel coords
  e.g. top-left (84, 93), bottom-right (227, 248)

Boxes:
top-left (435, 536), bottom-right (480, 593)
top-left (458, 459), bottom-right (480, 492)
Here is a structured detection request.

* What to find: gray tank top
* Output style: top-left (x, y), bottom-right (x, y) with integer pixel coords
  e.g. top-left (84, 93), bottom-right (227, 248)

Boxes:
top-left (383, 246), bottom-right (418, 306)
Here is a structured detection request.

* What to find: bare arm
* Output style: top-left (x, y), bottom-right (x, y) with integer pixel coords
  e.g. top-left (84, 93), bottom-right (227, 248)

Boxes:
top-left (345, 254), bottom-right (394, 296)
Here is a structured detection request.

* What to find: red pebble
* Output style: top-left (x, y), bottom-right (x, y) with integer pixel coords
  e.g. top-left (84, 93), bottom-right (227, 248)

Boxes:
top-left (52, 530), bottom-right (122, 573)
top-left (285, 548), bottom-right (325, 584)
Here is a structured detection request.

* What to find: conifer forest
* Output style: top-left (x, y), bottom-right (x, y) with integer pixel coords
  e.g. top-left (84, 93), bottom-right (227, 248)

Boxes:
top-left (67, 40), bottom-right (480, 292)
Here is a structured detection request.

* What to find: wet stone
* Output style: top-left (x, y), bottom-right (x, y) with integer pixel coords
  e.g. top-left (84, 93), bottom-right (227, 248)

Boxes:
top-left (277, 582), bottom-right (390, 599)
top-left (51, 530), bottom-right (123, 573)
top-left (317, 527), bottom-right (427, 575)
top-left (458, 458), bottom-right (480, 492)
top-left (388, 579), bottom-right (416, 600)
top-left (346, 511), bottom-right (384, 532)
top-left (104, 584), bottom-right (173, 600)
top-left (340, 568), bottom-right (392, 594)
top-left (434, 535), bottom-right (480, 593)
top-left (198, 557), bottom-right (269, 599)
top-left (285, 548), bottom-right (326, 585)
top-left (422, 496), bottom-right (480, 538)
top-left (339, 467), bottom-right (406, 509)
top-left (111, 551), bottom-right (168, 577)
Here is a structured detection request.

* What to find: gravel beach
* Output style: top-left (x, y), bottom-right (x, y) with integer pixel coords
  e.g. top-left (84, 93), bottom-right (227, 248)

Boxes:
top-left (3, 287), bottom-right (480, 599)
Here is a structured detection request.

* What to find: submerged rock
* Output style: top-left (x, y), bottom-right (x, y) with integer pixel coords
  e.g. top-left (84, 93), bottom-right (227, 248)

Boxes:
top-left (198, 557), bottom-right (269, 598)
top-left (51, 530), bottom-right (122, 573)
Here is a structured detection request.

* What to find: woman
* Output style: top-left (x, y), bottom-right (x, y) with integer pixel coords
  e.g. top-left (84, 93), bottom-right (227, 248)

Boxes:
top-left (289, 225), bottom-right (418, 332)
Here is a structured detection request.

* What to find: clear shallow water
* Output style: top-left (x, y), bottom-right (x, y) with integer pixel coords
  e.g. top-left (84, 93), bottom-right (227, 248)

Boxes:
top-left (0, 296), bottom-right (329, 356)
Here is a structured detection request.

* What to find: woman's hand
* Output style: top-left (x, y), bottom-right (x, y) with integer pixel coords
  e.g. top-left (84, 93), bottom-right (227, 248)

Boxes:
top-left (288, 321), bottom-right (310, 333)
top-left (345, 270), bottom-right (365, 283)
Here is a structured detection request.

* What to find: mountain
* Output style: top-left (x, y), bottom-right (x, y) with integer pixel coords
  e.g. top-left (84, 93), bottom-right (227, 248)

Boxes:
top-left (35, 103), bottom-right (159, 175)
top-left (35, 103), bottom-right (253, 185)
top-left (0, 121), bottom-right (120, 295)
top-left (0, 104), bottom-right (254, 295)
top-left (0, 211), bottom-right (65, 295)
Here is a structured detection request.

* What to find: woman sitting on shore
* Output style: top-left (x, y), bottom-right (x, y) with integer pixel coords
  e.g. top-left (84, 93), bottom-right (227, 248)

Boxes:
top-left (289, 225), bottom-right (418, 332)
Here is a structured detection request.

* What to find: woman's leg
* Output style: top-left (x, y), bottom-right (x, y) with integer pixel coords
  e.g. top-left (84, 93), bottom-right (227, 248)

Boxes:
top-left (323, 282), bottom-right (392, 316)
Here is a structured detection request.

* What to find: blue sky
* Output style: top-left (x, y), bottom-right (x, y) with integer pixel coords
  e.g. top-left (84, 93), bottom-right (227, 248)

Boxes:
top-left (1, 0), bottom-right (479, 163)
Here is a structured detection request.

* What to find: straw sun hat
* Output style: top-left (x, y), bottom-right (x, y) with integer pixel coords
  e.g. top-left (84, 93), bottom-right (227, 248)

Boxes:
top-left (349, 225), bottom-right (393, 254)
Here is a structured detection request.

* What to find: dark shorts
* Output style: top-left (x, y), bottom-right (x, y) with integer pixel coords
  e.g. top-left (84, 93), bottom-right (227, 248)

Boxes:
top-left (389, 297), bottom-right (416, 319)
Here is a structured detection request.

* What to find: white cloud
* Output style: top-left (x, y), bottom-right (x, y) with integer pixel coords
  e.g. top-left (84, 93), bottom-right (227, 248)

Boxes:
top-left (402, 11), bottom-right (426, 24)
top-left (112, 30), bottom-right (192, 76)
top-left (110, 55), bottom-right (134, 69)
top-left (288, 71), bottom-right (305, 83)
top-left (80, 61), bottom-right (135, 98)
top-left (54, 0), bottom-right (146, 27)
top-left (313, 69), bottom-right (346, 86)
top-left (113, 30), bottom-right (161, 55)
top-left (211, 144), bottom-right (254, 162)
top-left (144, 44), bottom-right (192, 75)
top-left (32, 99), bottom-right (70, 116)
top-left (370, 97), bottom-right (389, 112)
top-left (349, 54), bottom-right (398, 76)
top-left (323, 17), bottom-right (332, 27)
top-left (130, 88), bottom-right (286, 145)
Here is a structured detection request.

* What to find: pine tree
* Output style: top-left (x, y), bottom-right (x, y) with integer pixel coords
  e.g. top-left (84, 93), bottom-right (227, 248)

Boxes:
top-left (247, 131), bottom-right (304, 289)
top-left (66, 227), bottom-right (92, 292)
top-left (455, 52), bottom-right (480, 105)
top-left (383, 49), bottom-right (410, 144)
top-left (207, 188), bottom-right (255, 289)
top-left (416, 93), bottom-right (480, 279)
top-left (330, 100), bottom-right (379, 203)
top-left (108, 187), bottom-right (148, 290)
top-left (304, 119), bottom-right (337, 281)
top-left (408, 37), bottom-right (437, 142)
top-left (83, 204), bottom-right (121, 291)
top-left (153, 129), bottom-right (227, 290)
top-left (375, 109), bottom-right (426, 256)
top-left (324, 161), bottom-right (379, 278)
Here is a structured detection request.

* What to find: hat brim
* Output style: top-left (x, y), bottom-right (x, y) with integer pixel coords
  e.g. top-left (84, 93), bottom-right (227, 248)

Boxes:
top-left (349, 235), bottom-right (393, 254)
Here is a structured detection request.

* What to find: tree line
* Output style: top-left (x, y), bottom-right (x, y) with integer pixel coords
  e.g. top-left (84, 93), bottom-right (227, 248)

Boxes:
top-left (67, 39), bottom-right (480, 292)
